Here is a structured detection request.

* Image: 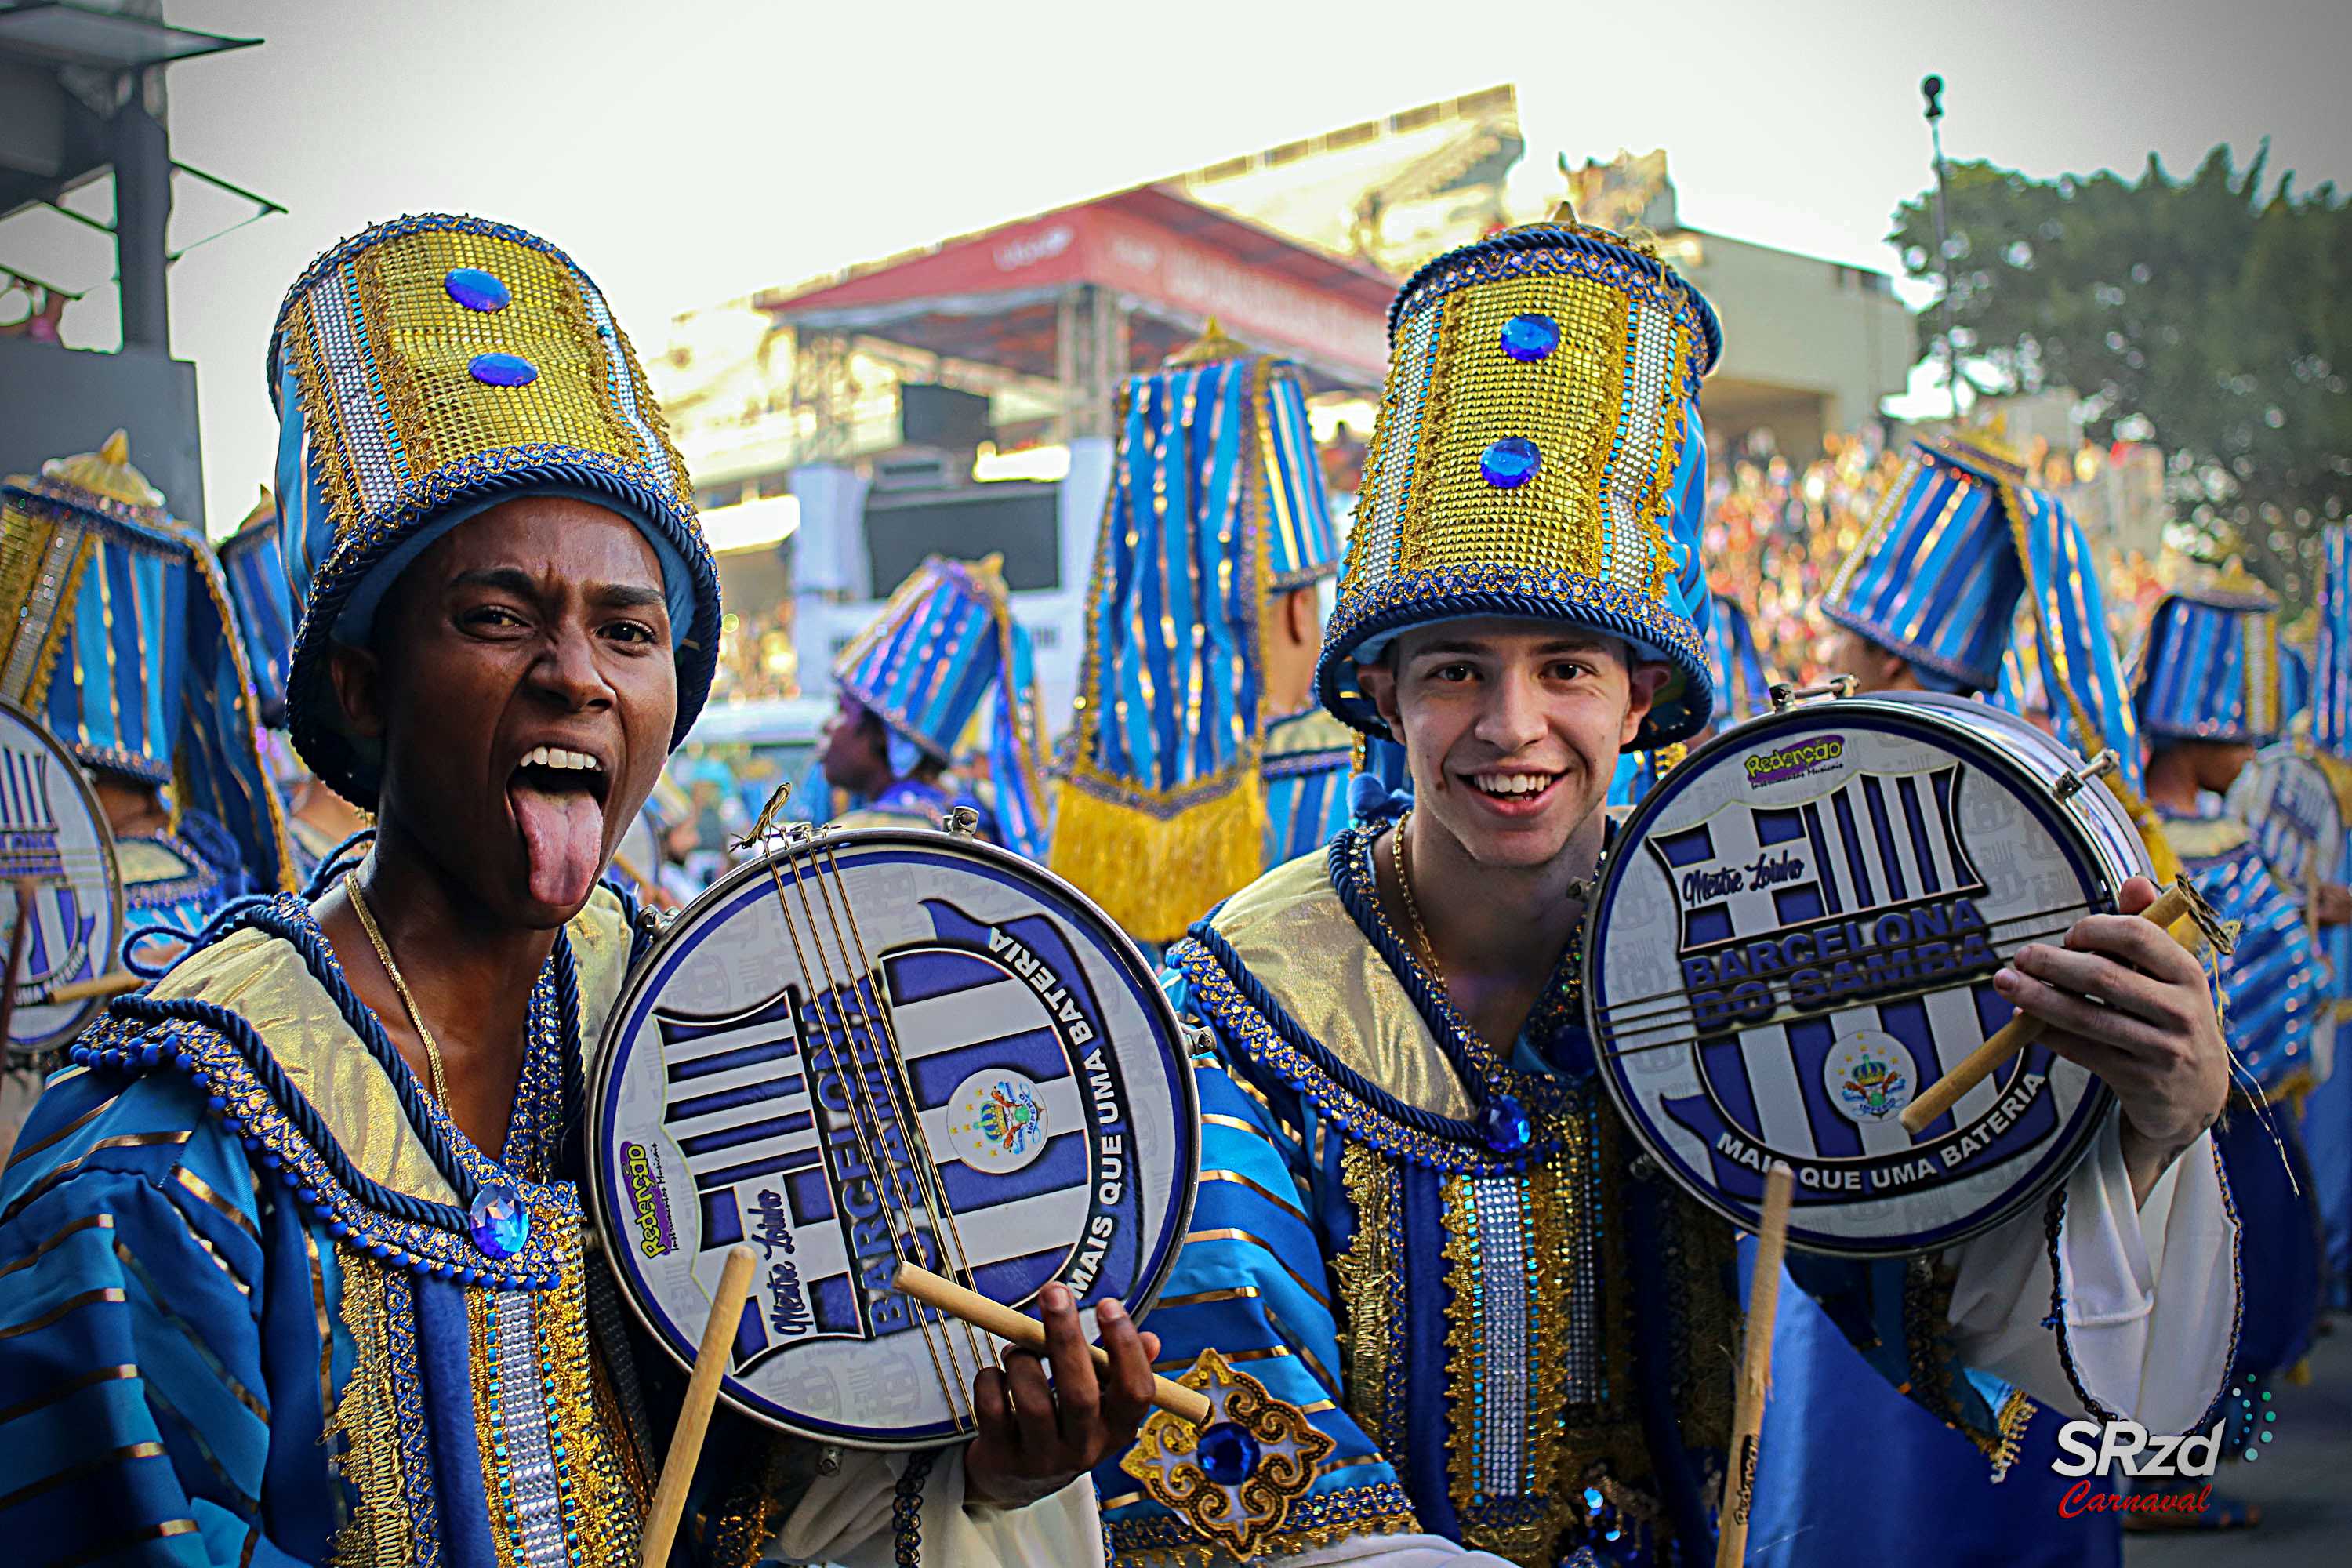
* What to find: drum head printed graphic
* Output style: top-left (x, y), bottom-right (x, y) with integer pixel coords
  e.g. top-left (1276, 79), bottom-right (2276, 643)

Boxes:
top-left (2227, 745), bottom-right (2345, 908)
top-left (1, 699), bottom-right (123, 1062)
top-left (1586, 699), bottom-right (2129, 1256)
top-left (590, 827), bottom-right (1197, 1445)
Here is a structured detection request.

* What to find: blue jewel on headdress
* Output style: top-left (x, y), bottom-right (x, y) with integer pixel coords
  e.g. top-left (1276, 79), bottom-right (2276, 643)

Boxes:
top-left (444, 267), bottom-right (512, 312)
top-left (469, 1181), bottom-right (531, 1258)
top-left (1500, 314), bottom-right (1559, 362)
top-left (1480, 1094), bottom-right (1532, 1154)
top-left (1196, 1421), bottom-right (1261, 1484)
top-left (1480, 437), bottom-right (1541, 489)
top-left (468, 352), bottom-right (538, 387)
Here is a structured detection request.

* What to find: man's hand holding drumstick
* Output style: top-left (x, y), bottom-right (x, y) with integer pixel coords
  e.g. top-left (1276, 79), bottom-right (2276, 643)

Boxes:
top-left (962, 1282), bottom-right (1163, 1508)
top-left (1986, 875), bottom-right (2230, 1207)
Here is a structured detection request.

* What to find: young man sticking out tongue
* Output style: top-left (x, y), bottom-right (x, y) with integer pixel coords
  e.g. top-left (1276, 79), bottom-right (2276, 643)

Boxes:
top-left (0, 216), bottom-right (1149, 1568)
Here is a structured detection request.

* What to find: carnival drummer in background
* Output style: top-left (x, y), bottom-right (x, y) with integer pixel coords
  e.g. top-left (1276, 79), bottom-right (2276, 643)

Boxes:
top-left (1050, 319), bottom-right (1351, 951)
top-left (2124, 561), bottom-right (2332, 1526)
top-left (1092, 212), bottom-right (2241, 1567)
top-left (0, 434), bottom-right (297, 949)
top-left (818, 554), bottom-right (1052, 861)
top-left (1758, 430), bottom-right (2230, 1565)
top-left (0, 215), bottom-right (1156, 1566)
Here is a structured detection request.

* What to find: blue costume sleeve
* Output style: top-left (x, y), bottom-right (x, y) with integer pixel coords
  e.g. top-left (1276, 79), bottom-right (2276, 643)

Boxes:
top-left (1093, 973), bottom-right (1419, 1563)
top-left (0, 1068), bottom-right (329, 1566)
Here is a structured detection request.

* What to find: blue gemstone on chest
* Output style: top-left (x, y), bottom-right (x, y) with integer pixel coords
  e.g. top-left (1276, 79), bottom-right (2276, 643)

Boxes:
top-left (1499, 313), bottom-right (1559, 361)
top-left (470, 1181), bottom-right (531, 1258)
top-left (468, 352), bottom-right (538, 387)
top-left (1480, 1093), bottom-right (1533, 1154)
top-left (1479, 437), bottom-right (1541, 489)
top-left (1196, 1420), bottom-right (1261, 1485)
top-left (444, 267), bottom-right (512, 312)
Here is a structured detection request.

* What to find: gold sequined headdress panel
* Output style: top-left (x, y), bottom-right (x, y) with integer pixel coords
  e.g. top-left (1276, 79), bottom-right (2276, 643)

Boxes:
top-left (267, 214), bottom-right (721, 802)
top-left (1316, 216), bottom-right (1722, 750)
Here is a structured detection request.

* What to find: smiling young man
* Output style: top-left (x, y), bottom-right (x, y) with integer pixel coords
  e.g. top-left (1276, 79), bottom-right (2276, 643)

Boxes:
top-left (0, 216), bottom-right (1148, 1567)
top-left (1091, 217), bottom-right (2240, 1567)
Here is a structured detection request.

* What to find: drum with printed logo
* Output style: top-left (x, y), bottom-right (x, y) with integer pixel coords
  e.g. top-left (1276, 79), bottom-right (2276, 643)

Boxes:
top-left (2225, 743), bottom-right (2346, 909)
top-left (1584, 690), bottom-right (2139, 1256)
top-left (2, 699), bottom-right (124, 1064)
top-left (586, 819), bottom-right (1198, 1446)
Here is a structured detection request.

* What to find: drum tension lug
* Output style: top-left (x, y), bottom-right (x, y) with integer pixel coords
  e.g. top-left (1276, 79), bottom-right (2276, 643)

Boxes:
top-left (817, 1443), bottom-right (844, 1476)
top-left (2052, 749), bottom-right (2120, 800)
top-left (1179, 1013), bottom-right (1218, 1060)
top-left (946, 805), bottom-right (982, 837)
top-left (1767, 675), bottom-right (1857, 713)
top-left (1628, 1152), bottom-right (1660, 1183)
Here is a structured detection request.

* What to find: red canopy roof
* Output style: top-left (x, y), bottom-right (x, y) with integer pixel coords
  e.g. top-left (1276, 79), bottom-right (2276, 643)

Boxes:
top-left (760, 185), bottom-right (1396, 390)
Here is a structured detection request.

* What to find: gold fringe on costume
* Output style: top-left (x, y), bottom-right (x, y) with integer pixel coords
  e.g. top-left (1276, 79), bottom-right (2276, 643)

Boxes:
top-left (1049, 768), bottom-right (1269, 945)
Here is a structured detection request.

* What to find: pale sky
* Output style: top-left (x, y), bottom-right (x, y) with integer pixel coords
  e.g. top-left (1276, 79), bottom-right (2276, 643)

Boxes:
top-left (5, 0), bottom-right (2347, 530)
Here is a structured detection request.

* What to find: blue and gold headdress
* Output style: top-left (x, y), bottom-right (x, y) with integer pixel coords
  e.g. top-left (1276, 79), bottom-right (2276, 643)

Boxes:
top-left (2314, 524), bottom-right (2352, 757)
top-left (1050, 323), bottom-right (1342, 940)
top-left (0, 432), bottom-right (296, 891)
top-left (833, 555), bottom-right (1048, 861)
top-left (2132, 559), bottom-right (2285, 746)
top-left (1316, 213), bottom-right (1722, 750)
top-left (217, 489), bottom-right (296, 729)
top-left (269, 213), bottom-right (721, 802)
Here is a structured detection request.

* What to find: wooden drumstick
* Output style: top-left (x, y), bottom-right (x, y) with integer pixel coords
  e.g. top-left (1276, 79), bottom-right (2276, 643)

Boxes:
top-left (1900, 881), bottom-right (2196, 1134)
top-left (1716, 1163), bottom-right (1794, 1568)
top-left (0, 882), bottom-right (37, 1050)
top-left (641, 1243), bottom-right (759, 1568)
top-left (891, 1261), bottom-right (1214, 1426)
top-left (31, 970), bottom-right (143, 1006)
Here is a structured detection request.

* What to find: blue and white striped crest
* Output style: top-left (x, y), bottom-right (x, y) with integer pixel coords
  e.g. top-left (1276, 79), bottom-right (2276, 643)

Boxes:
top-left (217, 492), bottom-right (297, 728)
top-left (833, 556), bottom-right (1047, 862)
top-left (2131, 563), bottom-right (2285, 746)
top-left (2317, 524), bottom-right (2352, 757)
top-left (1822, 441), bottom-right (2028, 695)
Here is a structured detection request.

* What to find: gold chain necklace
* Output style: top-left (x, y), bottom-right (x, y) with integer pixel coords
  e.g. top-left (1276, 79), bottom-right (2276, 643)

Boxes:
top-left (1392, 810), bottom-right (1447, 993)
top-left (346, 871), bottom-right (454, 1109)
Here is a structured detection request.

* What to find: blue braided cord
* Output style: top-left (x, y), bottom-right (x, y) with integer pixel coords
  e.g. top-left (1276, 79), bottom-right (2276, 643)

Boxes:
top-left (553, 930), bottom-right (588, 1179)
top-left (108, 993), bottom-right (468, 1229)
top-left (206, 896), bottom-right (480, 1204)
top-left (121, 890), bottom-right (281, 978)
top-left (303, 829), bottom-right (377, 900)
top-left (1323, 829), bottom-right (1508, 1111)
top-left (1184, 909), bottom-right (1486, 1149)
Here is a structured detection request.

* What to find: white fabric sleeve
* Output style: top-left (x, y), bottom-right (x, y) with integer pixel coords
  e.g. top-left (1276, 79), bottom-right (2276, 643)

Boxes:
top-left (1941, 1115), bottom-right (2238, 1434)
top-left (761, 1447), bottom-right (1105, 1567)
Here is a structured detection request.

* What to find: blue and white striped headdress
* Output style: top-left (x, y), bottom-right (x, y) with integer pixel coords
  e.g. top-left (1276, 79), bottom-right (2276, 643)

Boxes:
top-left (2280, 639), bottom-right (2314, 741)
top-left (833, 555), bottom-right (1047, 861)
top-left (269, 213), bottom-right (722, 803)
top-left (217, 491), bottom-right (297, 729)
top-left (1318, 213), bottom-right (1722, 750)
top-left (2132, 561), bottom-right (2285, 746)
top-left (0, 432), bottom-right (296, 892)
top-left (2315, 524), bottom-right (2352, 757)
top-left (1822, 439), bottom-right (2030, 695)
top-left (1050, 325), bottom-right (1343, 940)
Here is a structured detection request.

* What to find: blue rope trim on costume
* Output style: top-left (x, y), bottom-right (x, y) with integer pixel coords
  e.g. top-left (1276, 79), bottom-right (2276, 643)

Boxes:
top-left (891, 1449), bottom-right (938, 1566)
top-left (303, 829), bottom-right (376, 900)
top-left (122, 891), bottom-right (279, 978)
top-left (1324, 830), bottom-right (1568, 1130)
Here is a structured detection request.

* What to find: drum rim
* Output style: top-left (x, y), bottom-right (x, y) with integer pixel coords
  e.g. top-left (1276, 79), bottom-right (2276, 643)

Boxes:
top-left (1, 695), bottom-right (125, 1062)
top-left (1584, 695), bottom-right (2122, 1257)
top-left (585, 822), bottom-right (1201, 1444)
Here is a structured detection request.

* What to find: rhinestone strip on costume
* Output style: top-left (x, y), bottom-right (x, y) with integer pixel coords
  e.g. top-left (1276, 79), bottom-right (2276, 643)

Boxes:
top-left (303, 266), bottom-right (409, 516)
top-left (488, 1290), bottom-right (572, 1566)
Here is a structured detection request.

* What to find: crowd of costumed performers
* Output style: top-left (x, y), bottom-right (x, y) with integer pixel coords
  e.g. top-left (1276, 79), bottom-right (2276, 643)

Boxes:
top-left (0, 200), bottom-right (2339, 1568)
